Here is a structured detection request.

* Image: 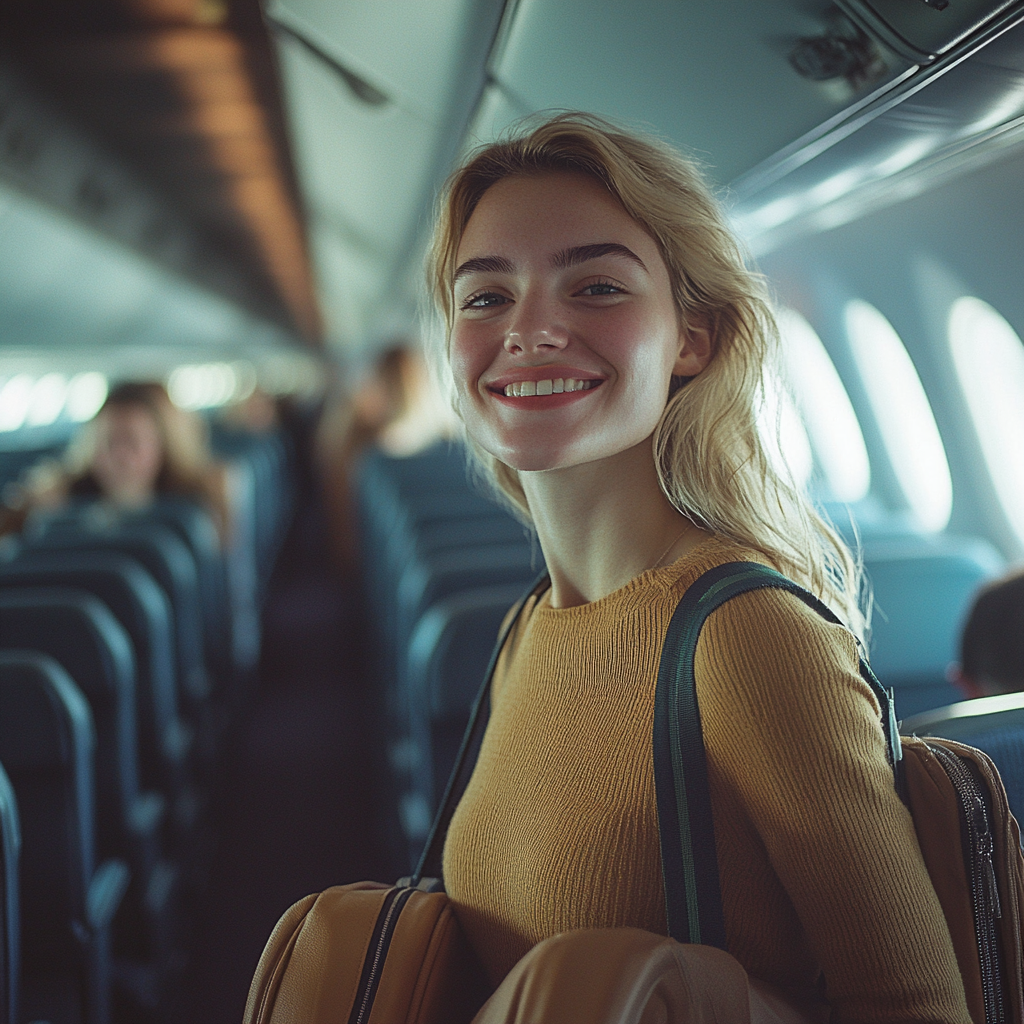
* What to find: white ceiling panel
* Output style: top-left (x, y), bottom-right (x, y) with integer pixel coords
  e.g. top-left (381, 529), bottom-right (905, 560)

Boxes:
top-left (277, 35), bottom-right (440, 263)
top-left (491, 0), bottom-right (906, 183)
top-left (0, 181), bottom-right (271, 350)
top-left (269, 0), bottom-right (489, 120)
top-left (463, 81), bottom-right (532, 151)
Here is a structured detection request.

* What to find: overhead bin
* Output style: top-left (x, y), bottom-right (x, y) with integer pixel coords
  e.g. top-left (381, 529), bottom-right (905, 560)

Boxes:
top-left (838, 0), bottom-right (1023, 61)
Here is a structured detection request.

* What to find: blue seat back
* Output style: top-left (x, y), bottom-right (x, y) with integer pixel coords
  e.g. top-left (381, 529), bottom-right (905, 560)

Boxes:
top-left (901, 694), bottom-right (1024, 822)
top-left (0, 589), bottom-right (139, 861)
top-left (25, 518), bottom-right (209, 703)
top-left (0, 760), bottom-right (19, 1024)
top-left (863, 535), bottom-right (1004, 717)
top-left (0, 549), bottom-right (179, 797)
top-left (0, 651), bottom-right (95, 971)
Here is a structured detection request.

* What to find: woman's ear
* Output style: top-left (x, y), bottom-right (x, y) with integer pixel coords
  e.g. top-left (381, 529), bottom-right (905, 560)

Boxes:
top-left (673, 324), bottom-right (712, 378)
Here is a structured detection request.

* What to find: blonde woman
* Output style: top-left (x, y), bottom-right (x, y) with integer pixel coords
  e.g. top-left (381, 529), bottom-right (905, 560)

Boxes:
top-left (0, 382), bottom-right (230, 543)
top-left (426, 114), bottom-right (969, 1022)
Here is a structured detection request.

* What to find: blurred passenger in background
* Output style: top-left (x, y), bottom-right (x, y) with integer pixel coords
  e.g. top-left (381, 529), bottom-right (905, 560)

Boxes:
top-left (953, 569), bottom-right (1024, 697)
top-left (0, 381), bottom-right (231, 542)
top-left (315, 344), bottom-right (450, 570)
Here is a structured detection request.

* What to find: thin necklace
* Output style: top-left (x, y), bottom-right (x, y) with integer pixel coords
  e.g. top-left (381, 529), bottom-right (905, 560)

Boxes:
top-left (646, 521), bottom-right (693, 572)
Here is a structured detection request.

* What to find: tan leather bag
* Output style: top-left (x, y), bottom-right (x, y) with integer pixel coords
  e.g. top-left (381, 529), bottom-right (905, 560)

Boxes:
top-left (471, 929), bottom-right (820, 1024)
top-left (243, 881), bottom-right (489, 1024)
top-left (901, 736), bottom-right (1024, 1023)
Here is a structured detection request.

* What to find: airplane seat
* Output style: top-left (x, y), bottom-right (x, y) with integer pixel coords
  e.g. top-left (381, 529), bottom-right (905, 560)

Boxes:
top-left (0, 591), bottom-right (179, 974)
top-left (901, 694), bottom-right (1024, 823)
top-left (392, 544), bottom-right (539, 691)
top-left (39, 497), bottom-right (231, 675)
top-left (211, 427), bottom-right (294, 593)
top-left (22, 516), bottom-right (212, 711)
top-left (862, 534), bottom-right (1005, 718)
top-left (0, 760), bottom-right (19, 1024)
top-left (0, 549), bottom-right (196, 835)
top-left (398, 584), bottom-right (529, 850)
top-left (0, 650), bottom-right (128, 1024)
top-left (0, 445), bottom-right (66, 494)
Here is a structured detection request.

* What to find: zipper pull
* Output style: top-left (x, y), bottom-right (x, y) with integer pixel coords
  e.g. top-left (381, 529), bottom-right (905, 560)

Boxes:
top-left (972, 796), bottom-right (1002, 920)
top-left (984, 853), bottom-right (1002, 920)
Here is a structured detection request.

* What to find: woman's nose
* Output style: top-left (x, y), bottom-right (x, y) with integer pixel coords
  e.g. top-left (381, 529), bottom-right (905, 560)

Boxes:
top-left (503, 300), bottom-right (569, 355)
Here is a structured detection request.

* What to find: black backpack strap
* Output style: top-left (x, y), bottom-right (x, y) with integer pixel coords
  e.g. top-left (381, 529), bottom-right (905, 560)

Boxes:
top-left (413, 570), bottom-right (551, 884)
top-left (654, 560), bottom-right (902, 948)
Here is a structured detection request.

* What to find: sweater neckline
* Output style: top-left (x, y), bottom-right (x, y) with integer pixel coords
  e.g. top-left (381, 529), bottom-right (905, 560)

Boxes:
top-left (533, 533), bottom-right (738, 619)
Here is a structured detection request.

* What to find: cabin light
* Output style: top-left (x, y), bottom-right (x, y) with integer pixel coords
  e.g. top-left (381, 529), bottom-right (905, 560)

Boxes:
top-left (230, 361), bottom-right (258, 403)
top-left (25, 373), bottom-right (68, 427)
top-left (872, 137), bottom-right (937, 178)
top-left (168, 363), bottom-right (239, 410)
top-left (66, 372), bottom-right (108, 422)
top-left (0, 375), bottom-right (34, 432)
top-left (966, 83), bottom-right (1024, 135)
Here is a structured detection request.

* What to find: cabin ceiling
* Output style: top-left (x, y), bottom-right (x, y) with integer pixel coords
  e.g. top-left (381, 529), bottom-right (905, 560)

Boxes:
top-left (2, 0), bottom-right (1024, 359)
top-left (0, 0), bottom-right (320, 346)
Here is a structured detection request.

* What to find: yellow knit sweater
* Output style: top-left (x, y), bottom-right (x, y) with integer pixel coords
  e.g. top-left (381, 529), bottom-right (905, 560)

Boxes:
top-left (443, 536), bottom-right (971, 1023)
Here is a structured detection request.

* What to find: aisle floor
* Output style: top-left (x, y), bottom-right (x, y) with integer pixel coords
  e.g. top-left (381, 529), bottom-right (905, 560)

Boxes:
top-left (175, 494), bottom-right (404, 1022)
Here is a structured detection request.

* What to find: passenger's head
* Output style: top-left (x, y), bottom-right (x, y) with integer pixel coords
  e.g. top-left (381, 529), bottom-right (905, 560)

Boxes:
top-left (956, 570), bottom-right (1024, 698)
top-left (84, 382), bottom-right (212, 506)
top-left (427, 112), bottom-right (864, 635)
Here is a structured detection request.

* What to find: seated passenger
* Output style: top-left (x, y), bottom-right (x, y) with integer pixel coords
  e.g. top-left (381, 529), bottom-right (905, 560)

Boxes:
top-left (0, 381), bottom-right (230, 543)
top-left (315, 344), bottom-right (451, 569)
top-left (953, 569), bottom-right (1024, 697)
top-left (425, 114), bottom-right (970, 1021)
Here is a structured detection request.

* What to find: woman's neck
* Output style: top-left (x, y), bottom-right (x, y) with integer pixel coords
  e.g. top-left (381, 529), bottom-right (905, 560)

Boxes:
top-left (519, 436), bottom-right (709, 608)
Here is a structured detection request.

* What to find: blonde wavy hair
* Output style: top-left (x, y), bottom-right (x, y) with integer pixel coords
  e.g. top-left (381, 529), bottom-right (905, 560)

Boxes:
top-left (426, 112), bottom-right (867, 640)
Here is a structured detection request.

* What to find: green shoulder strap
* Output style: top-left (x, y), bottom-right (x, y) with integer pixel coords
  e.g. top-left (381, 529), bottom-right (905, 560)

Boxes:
top-left (653, 561), bottom-right (902, 948)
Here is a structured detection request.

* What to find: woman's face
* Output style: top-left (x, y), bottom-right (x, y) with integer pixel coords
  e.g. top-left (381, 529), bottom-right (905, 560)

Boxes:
top-left (90, 403), bottom-right (164, 504)
top-left (450, 171), bottom-right (709, 473)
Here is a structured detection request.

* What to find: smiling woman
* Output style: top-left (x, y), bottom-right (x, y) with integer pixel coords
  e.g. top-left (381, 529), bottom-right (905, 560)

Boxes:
top-left (418, 113), bottom-right (973, 1023)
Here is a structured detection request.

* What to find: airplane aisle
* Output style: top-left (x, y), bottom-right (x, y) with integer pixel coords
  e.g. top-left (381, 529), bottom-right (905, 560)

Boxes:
top-left (173, 451), bottom-right (404, 1023)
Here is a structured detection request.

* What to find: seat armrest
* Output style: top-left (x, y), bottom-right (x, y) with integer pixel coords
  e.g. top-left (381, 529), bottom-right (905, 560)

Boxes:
top-left (128, 791), bottom-right (166, 838)
top-left (87, 859), bottom-right (130, 931)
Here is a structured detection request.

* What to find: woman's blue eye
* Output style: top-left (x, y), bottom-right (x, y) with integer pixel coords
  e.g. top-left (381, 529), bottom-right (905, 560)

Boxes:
top-left (461, 292), bottom-right (508, 310)
top-left (580, 281), bottom-right (623, 296)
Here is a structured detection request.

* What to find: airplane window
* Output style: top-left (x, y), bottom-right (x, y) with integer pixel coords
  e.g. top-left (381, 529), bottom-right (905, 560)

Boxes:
top-left (845, 299), bottom-right (953, 532)
top-left (776, 308), bottom-right (870, 503)
top-left (25, 373), bottom-right (68, 428)
top-left (168, 362), bottom-right (256, 411)
top-left (0, 370), bottom-right (108, 432)
top-left (756, 369), bottom-right (814, 492)
top-left (949, 296), bottom-right (1024, 545)
top-left (0, 374), bottom-right (34, 432)
top-left (66, 371), bottom-right (109, 422)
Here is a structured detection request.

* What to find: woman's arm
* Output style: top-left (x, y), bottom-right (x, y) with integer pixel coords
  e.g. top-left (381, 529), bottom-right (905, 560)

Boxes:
top-left (697, 587), bottom-right (971, 1024)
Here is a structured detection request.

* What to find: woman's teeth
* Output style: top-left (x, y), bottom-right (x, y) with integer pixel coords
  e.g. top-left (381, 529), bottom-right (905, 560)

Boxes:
top-left (502, 378), bottom-right (595, 397)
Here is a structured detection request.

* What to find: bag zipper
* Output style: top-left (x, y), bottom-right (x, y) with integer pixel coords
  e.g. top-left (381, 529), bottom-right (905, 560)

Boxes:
top-left (928, 742), bottom-right (1005, 1023)
top-left (349, 886), bottom-right (415, 1024)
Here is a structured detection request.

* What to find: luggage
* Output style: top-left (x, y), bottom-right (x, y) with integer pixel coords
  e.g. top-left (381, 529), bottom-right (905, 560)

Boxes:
top-left (650, 561), bottom-right (1024, 1023)
top-left (248, 562), bottom-right (1024, 1023)
top-left (243, 880), bottom-right (488, 1024)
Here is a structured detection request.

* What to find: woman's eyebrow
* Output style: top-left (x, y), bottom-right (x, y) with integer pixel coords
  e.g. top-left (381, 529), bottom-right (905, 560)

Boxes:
top-left (453, 255), bottom-right (516, 283)
top-left (551, 243), bottom-right (647, 272)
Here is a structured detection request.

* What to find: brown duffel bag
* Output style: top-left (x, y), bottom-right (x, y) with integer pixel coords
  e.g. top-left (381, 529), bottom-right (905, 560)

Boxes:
top-left (901, 735), bottom-right (1024, 1023)
top-left (243, 880), bottom-right (489, 1024)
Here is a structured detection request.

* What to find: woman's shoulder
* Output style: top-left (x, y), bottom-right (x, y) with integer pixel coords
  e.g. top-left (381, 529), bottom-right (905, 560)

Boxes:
top-left (656, 533), bottom-right (863, 678)
top-left (654, 533), bottom-right (773, 598)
